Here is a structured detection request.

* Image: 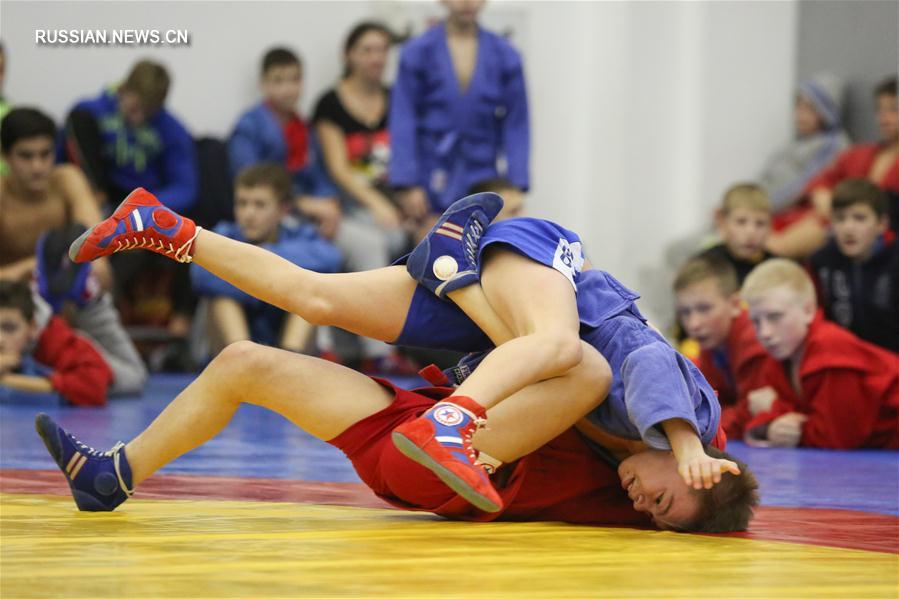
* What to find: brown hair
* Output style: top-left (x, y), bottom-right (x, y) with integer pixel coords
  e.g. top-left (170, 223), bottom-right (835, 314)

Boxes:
top-left (235, 162), bottom-right (293, 205)
top-left (0, 280), bottom-right (35, 322)
top-left (685, 446), bottom-right (759, 533)
top-left (741, 258), bottom-right (816, 306)
top-left (262, 47), bottom-right (301, 76)
top-left (342, 21), bottom-right (393, 78)
top-left (832, 178), bottom-right (889, 218)
top-left (673, 255), bottom-right (739, 297)
top-left (120, 60), bottom-right (170, 114)
top-left (720, 183), bottom-right (771, 216)
top-left (874, 76), bottom-right (897, 98)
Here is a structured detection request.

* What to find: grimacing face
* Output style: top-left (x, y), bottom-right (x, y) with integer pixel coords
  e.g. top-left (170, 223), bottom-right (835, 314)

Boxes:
top-left (618, 450), bottom-right (702, 530)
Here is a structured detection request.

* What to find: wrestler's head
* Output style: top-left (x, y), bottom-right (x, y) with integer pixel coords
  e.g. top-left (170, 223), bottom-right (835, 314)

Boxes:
top-left (618, 446), bottom-right (758, 532)
top-left (742, 259), bottom-right (816, 362)
top-left (1, 107), bottom-right (56, 193)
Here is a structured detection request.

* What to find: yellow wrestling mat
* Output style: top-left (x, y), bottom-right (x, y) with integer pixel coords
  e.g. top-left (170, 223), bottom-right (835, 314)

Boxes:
top-left (2, 493), bottom-right (897, 598)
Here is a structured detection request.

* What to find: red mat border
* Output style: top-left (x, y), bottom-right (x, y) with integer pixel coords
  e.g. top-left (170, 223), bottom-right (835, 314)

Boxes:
top-left (3, 469), bottom-right (896, 554)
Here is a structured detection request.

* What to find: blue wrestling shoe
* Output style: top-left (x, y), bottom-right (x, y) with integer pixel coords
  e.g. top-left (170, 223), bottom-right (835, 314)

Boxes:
top-left (405, 192), bottom-right (504, 299)
top-left (34, 413), bottom-right (134, 511)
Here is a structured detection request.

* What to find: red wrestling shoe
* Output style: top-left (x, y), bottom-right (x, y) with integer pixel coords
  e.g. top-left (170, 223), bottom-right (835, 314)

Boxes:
top-left (69, 188), bottom-right (200, 264)
top-left (391, 396), bottom-right (502, 513)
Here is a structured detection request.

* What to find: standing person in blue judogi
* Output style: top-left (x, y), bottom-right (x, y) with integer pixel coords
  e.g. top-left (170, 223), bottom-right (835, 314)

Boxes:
top-left (389, 0), bottom-right (530, 238)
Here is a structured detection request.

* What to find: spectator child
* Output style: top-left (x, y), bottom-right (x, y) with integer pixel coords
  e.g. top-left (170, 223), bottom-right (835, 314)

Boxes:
top-left (0, 279), bottom-right (112, 406)
top-left (769, 76), bottom-right (899, 258)
top-left (697, 183), bottom-right (776, 284)
top-left (63, 59), bottom-right (198, 212)
top-left (740, 259), bottom-right (899, 449)
top-left (1, 108), bottom-right (108, 286)
top-left (673, 256), bottom-right (768, 438)
top-left (191, 163), bottom-right (342, 353)
top-left (809, 178), bottom-right (898, 352)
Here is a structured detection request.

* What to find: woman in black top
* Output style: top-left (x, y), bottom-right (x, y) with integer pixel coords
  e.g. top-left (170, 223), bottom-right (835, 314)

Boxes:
top-left (310, 22), bottom-right (415, 374)
top-left (313, 22), bottom-right (404, 242)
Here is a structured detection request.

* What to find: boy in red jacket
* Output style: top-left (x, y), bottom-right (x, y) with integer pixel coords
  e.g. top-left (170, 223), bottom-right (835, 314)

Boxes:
top-left (740, 259), bottom-right (899, 448)
top-left (0, 280), bottom-right (112, 406)
top-left (673, 255), bottom-right (769, 438)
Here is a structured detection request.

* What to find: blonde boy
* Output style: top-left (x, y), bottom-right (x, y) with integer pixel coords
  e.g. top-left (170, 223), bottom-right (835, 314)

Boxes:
top-left (697, 183), bottom-right (775, 284)
top-left (740, 259), bottom-right (899, 449)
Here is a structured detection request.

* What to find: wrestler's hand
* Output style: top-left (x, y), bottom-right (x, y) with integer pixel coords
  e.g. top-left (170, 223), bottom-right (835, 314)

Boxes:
top-left (677, 448), bottom-right (741, 490)
top-left (767, 412), bottom-right (807, 448)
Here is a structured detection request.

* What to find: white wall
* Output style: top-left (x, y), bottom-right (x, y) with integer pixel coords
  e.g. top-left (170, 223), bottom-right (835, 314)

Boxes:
top-left (2, 0), bottom-right (798, 322)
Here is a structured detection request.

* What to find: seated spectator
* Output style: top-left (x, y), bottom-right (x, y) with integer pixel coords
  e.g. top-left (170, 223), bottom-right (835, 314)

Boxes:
top-left (809, 179), bottom-right (898, 352)
top-left (0, 108), bottom-right (110, 287)
top-left (673, 256), bottom-right (768, 439)
top-left (768, 76), bottom-right (899, 258)
top-left (232, 46), bottom-right (416, 372)
top-left (35, 224), bottom-right (147, 395)
top-left (230, 47), bottom-right (335, 205)
top-left (389, 0), bottom-right (530, 235)
top-left (191, 163), bottom-right (342, 354)
top-left (469, 178), bottom-right (525, 220)
top-left (0, 280), bottom-right (112, 406)
top-left (696, 183), bottom-right (776, 284)
top-left (63, 60), bottom-right (199, 350)
top-left (758, 74), bottom-right (850, 217)
top-left (63, 59), bottom-right (198, 212)
top-left (312, 21), bottom-right (407, 256)
top-left (740, 259), bottom-right (899, 449)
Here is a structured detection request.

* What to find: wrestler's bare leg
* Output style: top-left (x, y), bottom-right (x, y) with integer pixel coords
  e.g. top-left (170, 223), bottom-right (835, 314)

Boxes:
top-left (124, 340), bottom-right (610, 487)
top-left (442, 250), bottom-right (596, 410)
top-left (191, 229), bottom-right (415, 342)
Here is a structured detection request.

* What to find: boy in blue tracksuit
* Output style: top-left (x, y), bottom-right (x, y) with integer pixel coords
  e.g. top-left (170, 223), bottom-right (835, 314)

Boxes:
top-left (63, 60), bottom-right (198, 212)
top-left (228, 47), bottom-right (335, 200)
top-left (191, 163), bottom-right (341, 353)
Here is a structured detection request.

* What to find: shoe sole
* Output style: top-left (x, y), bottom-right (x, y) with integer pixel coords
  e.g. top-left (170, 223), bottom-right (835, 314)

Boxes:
top-left (391, 431), bottom-right (501, 513)
top-left (34, 413), bottom-right (108, 511)
top-left (68, 191), bottom-right (143, 263)
top-left (34, 413), bottom-right (64, 465)
top-left (67, 226), bottom-right (95, 262)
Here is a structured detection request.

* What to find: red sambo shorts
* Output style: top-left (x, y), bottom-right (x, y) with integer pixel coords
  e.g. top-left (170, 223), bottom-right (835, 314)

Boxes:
top-left (329, 378), bottom-right (648, 527)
